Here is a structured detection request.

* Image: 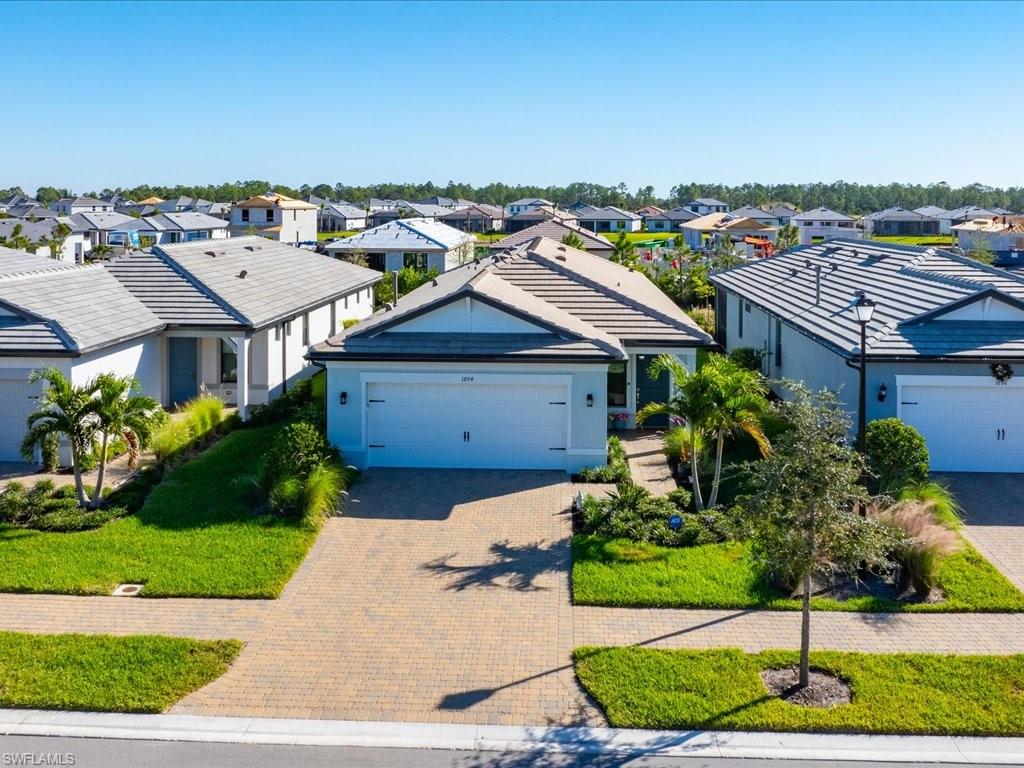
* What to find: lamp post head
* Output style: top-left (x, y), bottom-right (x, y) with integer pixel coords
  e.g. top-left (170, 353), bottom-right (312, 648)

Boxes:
top-left (852, 293), bottom-right (876, 325)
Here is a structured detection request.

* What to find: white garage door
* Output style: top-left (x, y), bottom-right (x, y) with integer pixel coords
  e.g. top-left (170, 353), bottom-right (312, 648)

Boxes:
top-left (365, 380), bottom-right (568, 469)
top-left (0, 378), bottom-right (36, 462)
top-left (899, 381), bottom-right (1024, 472)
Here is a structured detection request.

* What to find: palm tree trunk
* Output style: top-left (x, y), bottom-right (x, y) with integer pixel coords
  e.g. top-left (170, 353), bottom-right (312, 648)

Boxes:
top-left (800, 568), bottom-right (811, 689)
top-left (707, 433), bottom-right (725, 509)
top-left (70, 444), bottom-right (88, 508)
top-left (690, 444), bottom-right (705, 512)
top-left (92, 432), bottom-right (109, 506)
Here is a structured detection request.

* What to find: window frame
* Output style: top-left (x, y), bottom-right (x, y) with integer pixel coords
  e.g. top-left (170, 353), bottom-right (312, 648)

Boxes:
top-left (219, 339), bottom-right (238, 384)
top-left (607, 360), bottom-right (628, 408)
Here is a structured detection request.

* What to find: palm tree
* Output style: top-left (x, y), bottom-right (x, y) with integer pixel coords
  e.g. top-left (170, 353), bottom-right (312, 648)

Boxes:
top-left (90, 374), bottom-right (163, 504)
top-left (0, 223), bottom-right (32, 252)
top-left (39, 222), bottom-right (72, 261)
top-left (610, 232), bottom-right (636, 265)
top-left (637, 354), bottom-right (770, 510)
top-left (561, 231), bottom-right (586, 251)
top-left (20, 368), bottom-right (102, 507)
top-left (776, 223), bottom-right (800, 252)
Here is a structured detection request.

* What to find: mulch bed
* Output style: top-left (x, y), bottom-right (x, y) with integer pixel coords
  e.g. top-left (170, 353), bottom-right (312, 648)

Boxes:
top-left (761, 666), bottom-right (852, 708)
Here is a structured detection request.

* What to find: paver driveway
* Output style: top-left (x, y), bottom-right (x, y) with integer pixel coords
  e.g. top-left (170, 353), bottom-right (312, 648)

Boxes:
top-left (939, 473), bottom-right (1024, 590)
top-left (173, 469), bottom-right (598, 725)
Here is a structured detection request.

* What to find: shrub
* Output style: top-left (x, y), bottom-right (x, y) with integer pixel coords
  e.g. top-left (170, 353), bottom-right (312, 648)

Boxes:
top-left (268, 475), bottom-right (304, 516)
top-left (666, 487), bottom-right (693, 510)
top-left (577, 436), bottom-right (631, 483)
top-left (728, 347), bottom-right (764, 372)
top-left (899, 480), bottom-right (962, 530)
top-left (0, 480), bottom-right (126, 532)
top-left (263, 421), bottom-right (336, 489)
top-left (301, 461), bottom-right (346, 529)
top-left (150, 419), bottom-right (193, 464)
top-left (866, 418), bottom-right (930, 493)
top-left (870, 500), bottom-right (961, 598)
top-left (662, 426), bottom-right (704, 468)
top-left (31, 504), bottom-right (125, 532)
top-left (343, 318), bottom-right (359, 330)
top-left (688, 306), bottom-right (715, 335)
top-left (247, 373), bottom-right (323, 428)
top-left (182, 395), bottom-right (225, 439)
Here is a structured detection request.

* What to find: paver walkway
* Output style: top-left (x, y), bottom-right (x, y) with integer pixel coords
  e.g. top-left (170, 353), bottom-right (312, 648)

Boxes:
top-left (938, 473), bottom-right (1024, 590)
top-left (2, 468), bottom-right (1024, 726)
top-left (618, 429), bottom-right (677, 494)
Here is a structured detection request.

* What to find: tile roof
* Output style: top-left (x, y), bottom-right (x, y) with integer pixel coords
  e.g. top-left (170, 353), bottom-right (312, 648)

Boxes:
top-left (325, 218), bottom-right (474, 252)
top-left (67, 211), bottom-right (138, 231)
top-left (790, 207), bottom-right (855, 223)
top-left (646, 207), bottom-right (701, 223)
top-left (137, 212), bottom-right (229, 232)
top-left (310, 237), bottom-right (712, 363)
top-left (914, 205), bottom-right (948, 218)
top-left (709, 238), bottom-right (1024, 360)
top-left (937, 205), bottom-right (998, 222)
top-left (575, 205), bottom-right (642, 221)
top-left (0, 246), bottom-right (79, 278)
top-left (863, 206), bottom-right (935, 222)
top-left (689, 198), bottom-right (729, 207)
top-left (322, 202), bottom-right (366, 219)
top-left (490, 220), bottom-right (613, 254)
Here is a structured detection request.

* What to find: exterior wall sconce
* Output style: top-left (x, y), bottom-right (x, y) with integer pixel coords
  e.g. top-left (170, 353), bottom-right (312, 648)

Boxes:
top-left (877, 384), bottom-right (887, 402)
top-left (339, 391), bottom-right (348, 405)
top-left (586, 393), bottom-right (594, 408)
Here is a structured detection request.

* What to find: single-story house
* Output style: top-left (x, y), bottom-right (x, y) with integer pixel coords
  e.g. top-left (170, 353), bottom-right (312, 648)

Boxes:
top-left (635, 205), bottom-right (664, 217)
top-left (861, 207), bottom-right (940, 236)
top-left (681, 213), bottom-right (777, 255)
top-left (490, 220), bottom-right (614, 259)
top-left (644, 206), bottom-right (702, 232)
top-left (0, 195), bottom-right (38, 214)
top-left (684, 198), bottom-right (730, 215)
top-left (7, 205), bottom-right (58, 221)
top-left (710, 237), bottom-right (1024, 472)
top-left (49, 197), bottom-right (114, 216)
top-left (307, 236), bottom-right (713, 473)
top-left (952, 216), bottom-right (1024, 267)
top-left (728, 205), bottom-right (785, 227)
top-left (413, 196), bottom-right (474, 210)
top-left (790, 207), bottom-right (860, 245)
top-left (132, 212), bottom-right (230, 245)
top-left (766, 204), bottom-right (799, 225)
top-left (155, 196), bottom-right (213, 213)
top-left (366, 202), bottom-right (451, 228)
top-left (438, 204), bottom-right (505, 233)
top-left (503, 206), bottom-right (578, 234)
top-left (0, 218), bottom-right (91, 263)
top-left (67, 211), bottom-right (141, 247)
top-left (576, 205), bottom-right (643, 233)
top-left (320, 203), bottom-right (368, 232)
top-left (938, 206), bottom-right (998, 235)
top-left (368, 198), bottom-right (400, 212)
top-left (116, 203), bottom-right (158, 218)
top-left (914, 205), bottom-right (948, 219)
top-left (324, 218), bottom-right (475, 273)
top-left (504, 198), bottom-right (553, 216)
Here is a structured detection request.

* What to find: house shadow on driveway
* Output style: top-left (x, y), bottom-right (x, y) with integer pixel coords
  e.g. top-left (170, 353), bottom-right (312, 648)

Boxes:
top-left (935, 472), bottom-right (1024, 525)
top-left (346, 468), bottom-right (570, 521)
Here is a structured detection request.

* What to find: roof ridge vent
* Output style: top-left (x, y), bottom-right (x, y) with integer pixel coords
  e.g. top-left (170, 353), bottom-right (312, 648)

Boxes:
top-left (238, 270), bottom-right (247, 279)
top-left (205, 250), bottom-right (217, 257)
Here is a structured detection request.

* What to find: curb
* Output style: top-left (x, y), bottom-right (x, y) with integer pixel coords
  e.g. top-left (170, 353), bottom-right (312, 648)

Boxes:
top-left (2, 710), bottom-right (1024, 762)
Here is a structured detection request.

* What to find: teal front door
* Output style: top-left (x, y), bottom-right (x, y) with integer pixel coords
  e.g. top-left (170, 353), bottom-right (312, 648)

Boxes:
top-left (168, 337), bottom-right (198, 407)
top-left (636, 354), bottom-right (670, 428)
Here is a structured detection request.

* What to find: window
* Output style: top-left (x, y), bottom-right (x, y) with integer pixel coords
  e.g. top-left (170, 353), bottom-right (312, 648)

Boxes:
top-left (241, 209), bottom-right (250, 222)
top-left (220, 339), bottom-right (237, 383)
top-left (775, 319), bottom-right (783, 368)
top-left (403, 252), bottom-right (429, 270)
top-left (607, 361), bottom-right (627, 407)
top-left (302, 313), bottom-right (309, 345)
top-left (737, 296), bottom-right (744, 338)
top-left (266, 209), bottom-right (275, 223)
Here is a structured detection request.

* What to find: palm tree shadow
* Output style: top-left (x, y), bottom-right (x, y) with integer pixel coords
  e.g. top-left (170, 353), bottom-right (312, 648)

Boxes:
top-left (421, 539), bottom-right (566, 592)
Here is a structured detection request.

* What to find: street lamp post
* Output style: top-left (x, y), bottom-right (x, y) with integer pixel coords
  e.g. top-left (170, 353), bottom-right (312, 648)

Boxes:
top-left (851, 293), bottom-right (877, 452)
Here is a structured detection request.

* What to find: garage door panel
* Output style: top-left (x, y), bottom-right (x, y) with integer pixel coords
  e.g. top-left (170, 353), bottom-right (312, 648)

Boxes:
top-left (0, 378), bottom-right (37, 462)
top-left (366, 380), bottom-right (568, 470)
top-left (900, 382), bottom-right (1024, 473)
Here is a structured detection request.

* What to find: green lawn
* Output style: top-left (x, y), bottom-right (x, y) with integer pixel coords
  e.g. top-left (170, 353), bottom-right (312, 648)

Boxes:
top-left (868, 234), bottom-right (954, 247)
top-left (0, 424), bottom-right (319, 598)
top-left (317, 230), bottom-right (357, 241)
top-left (572, 534), bottom-right (1024, 612)
top-left (472, 232), bottom-right (506, 244)
top-left (0, 632), bottom-right (240, 712)
top-left (574, 646), bottom-right (1024, 736)
top-left (601, 231), bottom-right (677, 244)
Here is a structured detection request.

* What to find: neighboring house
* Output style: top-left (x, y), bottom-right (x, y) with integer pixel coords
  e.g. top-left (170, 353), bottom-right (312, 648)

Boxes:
top-left (683, 198), bottom-right (730, 215)
top-left (155, 196), bottom-right (213, 213)
top-left (644, 206), bottom-right (701, 232)
top-left (228, 193), bottom-right (318, 244)
top-left (790, 207), bottom-right (860, 245)
top-left (0, 218), bottom-right (91, 263)
top-left (952, 216), bottom-right (1024, 267)
top-left (681, 213), bottom-right (777, 256)
top-left (366, 202), bottom-right (451, 228)
top-left (324, 218), bottom-right (475, 273)
top-left (116, 203), bottom-right (158, 217)
top-left (635, 205), bottom-right (664, 217)
top-left (710, 238), bottom-right (1024, 472)
top-left (504, 198), bottom-right (553, 216)
top-left (0, 247), bottom-right (165, 462)
top-left (320, 203), bottom-right (368, 232)
top-left (413, 196), bottom-right (474, 209)
top-left (728, 205), bottom-right (785, 227)
top-left (67, 211), bottom-right (141, 247)
top-left (490, 220), bottom-right (614, 259)
top-left (0, 194), bottom-right (38, 214)
top-left (937, 206), bottom-right (998, 235)
top-left (914, 205), bottom-right (947, 219)
top-left (132, 212), bottom-right (230, 245)
top-left (193, 201), bottom-right (231, 219)
top-left (368, 198), bottom-right (400, 212)
top-left (49, 197), bottom-right (114, 216)
top-left (5, 205), bottom-right (58, 221)
top-left (138, 196), bottom-right (165, 206)
top-left (861, 207), bottom-right (940, 236)
top-left (576, 205), bottom-right (643, 233)
top-left (307, 236), bottom-right (713, 473)
top-left (766, 204), bottom-right (799, 225)
top-left (103, 237), bottom-right (381, 418)
top-left (438, 204), bottom-right (505, 233)
top-left (504, 206), bottom-right (578, 234)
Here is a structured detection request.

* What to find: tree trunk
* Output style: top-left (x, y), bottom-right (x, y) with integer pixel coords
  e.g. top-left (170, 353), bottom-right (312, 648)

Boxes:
top-left (800, 567), bottom-right (811, 689)
top-left (91, 432), bottom-right (109, 506)
top-left (690, 441), bottom-right (705, 512)
top-left (70, 444), bottom-right (88, 508)
top-left (707, 433), bottom-right (725, 509)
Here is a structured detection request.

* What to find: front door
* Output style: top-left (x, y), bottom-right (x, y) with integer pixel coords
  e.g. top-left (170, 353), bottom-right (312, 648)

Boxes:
top-left (168, 337), bottom-right (198, 407)
top-left (636, 354), bottom-right (670, 428)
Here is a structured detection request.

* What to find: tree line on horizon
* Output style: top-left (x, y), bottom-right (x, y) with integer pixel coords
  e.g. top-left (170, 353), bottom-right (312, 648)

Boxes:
top-left (6, 180), bottom-right (1023, 215)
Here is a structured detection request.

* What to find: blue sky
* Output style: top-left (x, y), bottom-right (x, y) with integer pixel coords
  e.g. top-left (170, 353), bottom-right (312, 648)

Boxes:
top-left (4, 1), bottom-right (1022, 194)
